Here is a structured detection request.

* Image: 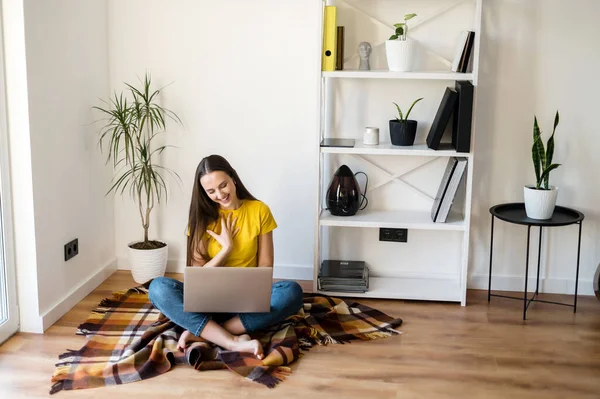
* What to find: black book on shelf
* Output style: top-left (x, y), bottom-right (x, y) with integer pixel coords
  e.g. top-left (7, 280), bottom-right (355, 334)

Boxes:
top-left (452, 81), bottom-right (474, 153)
top-left (336, 26), bottom-right (345, 71)
top-left (458, 31), bottom-right (475, 73)
top-left (434, 157), bottom-right (468, 223)
top-left (431, 157), bottom-right (458, 222)
top-left (451, 31), bottom-right (469, 73)
top-left (426, 88), bottom-right (458, 150)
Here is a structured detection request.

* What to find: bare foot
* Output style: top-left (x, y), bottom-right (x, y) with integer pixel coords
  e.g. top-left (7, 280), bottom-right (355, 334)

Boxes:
top-left (233, 334), bottom-right (251, 342)
top-left (177, 330), bottom-right (206, 351)
top-left (229, 338), bottom-right (264, 360)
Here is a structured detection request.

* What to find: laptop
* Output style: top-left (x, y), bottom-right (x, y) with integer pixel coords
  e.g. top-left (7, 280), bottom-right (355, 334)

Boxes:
top-left (183, 267), bottom-right (273, 313)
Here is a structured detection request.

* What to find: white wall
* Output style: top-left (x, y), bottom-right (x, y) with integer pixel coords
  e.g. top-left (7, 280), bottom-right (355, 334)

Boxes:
top-left (108, 0), bottom-right (322, 279)
top-left (468, 0), bottom-right (600, 294)
top-left (3, 0), bottom-right (115, 332)
top-left (108, 0), bottom-right (599, 295)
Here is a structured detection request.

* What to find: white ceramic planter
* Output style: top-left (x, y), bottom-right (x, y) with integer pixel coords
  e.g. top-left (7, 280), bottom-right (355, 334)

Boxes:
top-left (523, 185), bottom-right (558, 219)
top-left (128, 242), bottom-right (168, 284)
top-left (385, 39), bottom-right (414, 72)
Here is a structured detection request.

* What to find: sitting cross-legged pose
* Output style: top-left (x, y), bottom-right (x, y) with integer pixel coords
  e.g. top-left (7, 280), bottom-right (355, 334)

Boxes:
top-left (149, 154), bottom-right (303, 359)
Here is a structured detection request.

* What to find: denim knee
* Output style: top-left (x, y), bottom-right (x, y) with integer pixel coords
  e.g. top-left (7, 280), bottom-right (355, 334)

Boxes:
top-left (275, 280), bottom-right (304, 315)
top-left (148, 276), bottom-right (173, 305)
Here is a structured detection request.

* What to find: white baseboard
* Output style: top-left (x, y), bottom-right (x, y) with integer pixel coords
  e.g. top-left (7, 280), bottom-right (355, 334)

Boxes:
top-left (117, 258), bottom-right (314, 281)
top-left (469, 274), bottom-right (594, 296)
top-left (273, 264), bottom-right (313, 280)
top-left (117, 259), bottom-right (594, 296)
top-left (41, 259), bottom-right (118, 331)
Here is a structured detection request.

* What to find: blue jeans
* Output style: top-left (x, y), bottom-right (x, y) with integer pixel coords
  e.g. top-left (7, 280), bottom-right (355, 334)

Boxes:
top-left (148, 276), bottom-right (303, 336)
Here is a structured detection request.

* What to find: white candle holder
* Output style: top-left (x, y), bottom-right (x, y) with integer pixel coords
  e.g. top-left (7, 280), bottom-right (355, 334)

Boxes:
top-left (363, 127), bottom-right (379, 145)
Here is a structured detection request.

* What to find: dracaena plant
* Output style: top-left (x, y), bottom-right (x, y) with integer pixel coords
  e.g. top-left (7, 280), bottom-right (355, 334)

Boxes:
top-left (389, 13), bottom-right (417, 41)
top-left (393, 97), bottom-right (423, 122)
top-left (93, 72), bottom-right (182, 249)
top-left (532, 111), bottom-right (561, 190)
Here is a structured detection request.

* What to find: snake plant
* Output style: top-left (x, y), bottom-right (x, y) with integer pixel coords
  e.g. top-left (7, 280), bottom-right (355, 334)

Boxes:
top-left (532, 111), bottom-right (560, 190)
top-left (393, 97), bottom-right (423, 122)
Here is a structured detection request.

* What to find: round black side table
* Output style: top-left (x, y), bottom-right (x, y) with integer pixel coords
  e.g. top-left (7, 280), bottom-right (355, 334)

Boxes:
top-left (488, 203), bottom-right (584, 320)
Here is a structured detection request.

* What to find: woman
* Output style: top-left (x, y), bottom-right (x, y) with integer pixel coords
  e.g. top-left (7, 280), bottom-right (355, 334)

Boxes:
top-left (149, 155), bottom-right (303, 360)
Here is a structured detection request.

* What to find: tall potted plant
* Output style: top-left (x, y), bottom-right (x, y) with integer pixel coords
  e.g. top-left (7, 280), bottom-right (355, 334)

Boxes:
top-left (385, 13), bottom-right (417, 72)
top-left (524, 111), bottom-right (561, 219)
top-left (389, 97), bottom-right (423, 146)
top-left (94, 73), bottom-right (182, 283)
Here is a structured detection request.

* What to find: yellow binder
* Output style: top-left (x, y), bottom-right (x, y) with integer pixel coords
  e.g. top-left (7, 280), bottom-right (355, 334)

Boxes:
top-left (322, 6), bottom-right (337, 71)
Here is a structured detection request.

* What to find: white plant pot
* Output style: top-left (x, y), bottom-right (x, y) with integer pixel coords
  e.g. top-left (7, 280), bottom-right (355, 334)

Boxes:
top-left (523, 185), bottom-right (558, 219)
top-left (128, 242), bottom-right (168, 284)
top-left (385, 39), bottom-right (415, 72)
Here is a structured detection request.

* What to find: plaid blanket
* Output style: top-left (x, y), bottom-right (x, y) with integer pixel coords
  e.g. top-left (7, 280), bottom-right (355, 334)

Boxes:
top-left (50, 285), bottom-right (403, 394)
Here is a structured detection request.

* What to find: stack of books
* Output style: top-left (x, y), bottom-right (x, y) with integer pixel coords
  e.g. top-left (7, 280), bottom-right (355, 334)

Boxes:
top-left (318, 260), bottom-right (369, 293)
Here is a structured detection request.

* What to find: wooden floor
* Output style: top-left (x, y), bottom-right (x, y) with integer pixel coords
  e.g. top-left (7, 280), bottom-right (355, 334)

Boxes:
top-left (1, 271), bottom-right (599, 399)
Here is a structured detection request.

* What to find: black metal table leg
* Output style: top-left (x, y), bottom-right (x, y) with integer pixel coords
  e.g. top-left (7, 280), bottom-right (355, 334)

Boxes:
top-left (524, 225), bottom-right (531, 320)
top-left (488, 214), bottom-right (495, 302)
top-left (535, 226), bottom-right (543, 296)
top-left (488, 203), bottom-right (584, 319)
top-left (574, 221), bottom-right (582, 313)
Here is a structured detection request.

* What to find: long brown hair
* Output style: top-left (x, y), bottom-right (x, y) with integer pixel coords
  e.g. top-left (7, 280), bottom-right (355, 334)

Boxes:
top-left (186, 154), bottom-right (257, 265)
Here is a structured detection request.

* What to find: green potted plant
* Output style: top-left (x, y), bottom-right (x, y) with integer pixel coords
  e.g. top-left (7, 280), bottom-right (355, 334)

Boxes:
top-left (523, 111), bottom-right (561, 219)
top-left (385, 13), bottom-right (417, 72)
top-left (389, 97), bottom-right (423, 146)
top-left (93, 72), bottom-right (182, 283)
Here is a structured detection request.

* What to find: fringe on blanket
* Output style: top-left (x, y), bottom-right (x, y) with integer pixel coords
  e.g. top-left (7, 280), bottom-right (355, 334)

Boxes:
top-left (300, 326), bottom-right (401, 348)
top-left (251, 366), bottom-right (292, 388)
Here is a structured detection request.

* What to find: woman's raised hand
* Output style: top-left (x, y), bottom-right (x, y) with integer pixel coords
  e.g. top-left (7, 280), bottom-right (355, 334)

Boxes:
top-left (206, 213), bottom-right (240, 254)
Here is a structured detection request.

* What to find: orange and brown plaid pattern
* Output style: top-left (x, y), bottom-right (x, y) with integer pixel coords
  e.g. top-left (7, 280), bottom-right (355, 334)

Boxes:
top-left (50, 285), bottom-right (403, 394)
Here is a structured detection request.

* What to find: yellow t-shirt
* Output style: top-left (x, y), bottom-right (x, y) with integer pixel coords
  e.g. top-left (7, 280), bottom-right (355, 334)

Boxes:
top-left (202, 200), bottom-right (277, 267)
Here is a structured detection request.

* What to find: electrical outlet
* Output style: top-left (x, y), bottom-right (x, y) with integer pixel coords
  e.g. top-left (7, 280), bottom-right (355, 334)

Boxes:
top-left (379, 228), bottom-right (408, 243)
top-left (64, 238), bottom-right (79, 261)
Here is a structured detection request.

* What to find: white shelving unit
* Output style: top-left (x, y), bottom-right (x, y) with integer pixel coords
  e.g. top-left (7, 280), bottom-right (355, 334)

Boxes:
top-left (314, 0), bottom-right (483, 306)
top-left (320, 209), bottom-right (466, 231)
top-left (319, 276), bottom-right (462, 302)
top-left (321, 142), bottom-right (472, 157)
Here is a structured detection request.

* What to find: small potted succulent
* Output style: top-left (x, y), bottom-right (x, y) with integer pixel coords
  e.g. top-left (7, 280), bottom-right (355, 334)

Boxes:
top-left (385, 13), bottom-right (417, 72)
top-left (523, 111), bottom-right (561, 219)
top-left (389, 97), bottom-right (423, 146)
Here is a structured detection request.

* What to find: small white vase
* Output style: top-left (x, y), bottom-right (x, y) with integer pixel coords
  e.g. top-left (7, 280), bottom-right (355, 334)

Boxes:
top-left (363, 127), bottom-right (379, 145)
top-left (523, 185), bottom-right (558, 219)
top-left (128, 242), bottom-right (168, 284)
top-left (385, 39), bottom-right (415, 72)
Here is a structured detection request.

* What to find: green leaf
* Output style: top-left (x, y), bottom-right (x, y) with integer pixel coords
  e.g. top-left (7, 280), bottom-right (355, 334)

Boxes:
top-left (404, 13), bottom-right (417, 21)
top-left (389, 34), bottom-right (398, 40)
top-left (393, 23), bottom-right (405, 28)
top-left (532, 116), bottom-right (545, 187)
top-left (405, 97), bottom-right (423, 120)
top-left (393, 102), bottom-right (403, 121)
top-left (544, 111), bottom-right (559, 188)
top-left (539, 163), bottom-right (561, 189)
top-left (395, 27), bottom-right (404, 36)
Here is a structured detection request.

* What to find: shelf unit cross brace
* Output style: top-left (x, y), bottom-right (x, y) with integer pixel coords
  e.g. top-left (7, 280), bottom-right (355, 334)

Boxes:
top-left (348, 154), bottom-right (436, 201)
top-left (338, 0), bottom-right (471, 68)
